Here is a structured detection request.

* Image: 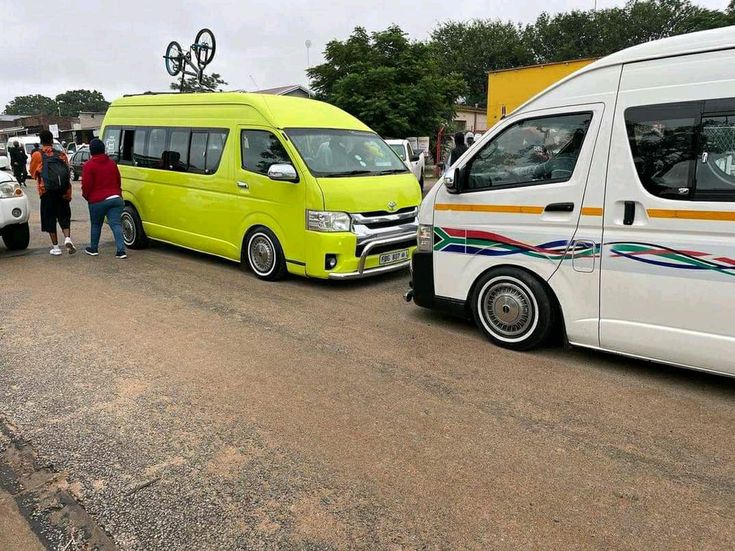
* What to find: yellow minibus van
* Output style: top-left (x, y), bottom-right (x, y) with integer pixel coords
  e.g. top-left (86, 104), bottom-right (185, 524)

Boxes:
top-left (100, 93), bottom-right (421, 280)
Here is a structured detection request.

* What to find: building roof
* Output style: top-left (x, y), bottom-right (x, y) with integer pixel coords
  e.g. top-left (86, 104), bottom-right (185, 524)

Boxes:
top-left (454, 104), bottom-right (487, 114)
top-left (252, 84), bottom-right (311, 96)
top-left (0, 114), bottom-right (25, 122)
top-left (110, 92), bottom-right (370, 131)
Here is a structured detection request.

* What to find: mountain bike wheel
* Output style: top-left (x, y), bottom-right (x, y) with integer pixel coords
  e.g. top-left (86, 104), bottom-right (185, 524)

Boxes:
top-left (164, 41), bottom-right (183, 76)
top-left (194, 28), bottom-right (216, 68)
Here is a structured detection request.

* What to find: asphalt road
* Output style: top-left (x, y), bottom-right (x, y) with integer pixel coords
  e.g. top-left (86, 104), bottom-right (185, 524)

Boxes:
top-left (1, 180), bottom-right (734, 550)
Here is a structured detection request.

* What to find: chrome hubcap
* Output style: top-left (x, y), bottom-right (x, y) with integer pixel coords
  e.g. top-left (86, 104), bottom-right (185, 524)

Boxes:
top-left (121, 214), bottom-right (135, 245)
top-left (250, 235), bottom-right (274, 274)
top-left (483, 282), bottom-right (534, 337)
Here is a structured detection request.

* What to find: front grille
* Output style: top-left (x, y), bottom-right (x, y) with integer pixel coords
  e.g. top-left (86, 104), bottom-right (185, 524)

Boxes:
top-left (360, 206), bottom-right (415, 217)
top-left (356, 237), bottom-right (416, 257)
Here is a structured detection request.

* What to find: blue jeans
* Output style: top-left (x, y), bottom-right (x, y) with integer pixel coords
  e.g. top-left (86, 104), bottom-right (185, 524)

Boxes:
top-left (88, 197), bottom-right (125, 253)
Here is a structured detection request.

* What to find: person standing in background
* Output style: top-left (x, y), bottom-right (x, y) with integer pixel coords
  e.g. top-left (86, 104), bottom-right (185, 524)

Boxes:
top-left (8, 141), bottom-right (27, 186)
top-left (29, 130), bottom-right (76, 256)
top-left (446, 132), bottom-right (468, 171)
top-left (81, 138), bottom-right (127, 259)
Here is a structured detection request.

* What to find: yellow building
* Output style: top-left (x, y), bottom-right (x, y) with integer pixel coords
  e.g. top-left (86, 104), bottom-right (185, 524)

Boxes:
top-left (487, 58), bottom-right (596, 127)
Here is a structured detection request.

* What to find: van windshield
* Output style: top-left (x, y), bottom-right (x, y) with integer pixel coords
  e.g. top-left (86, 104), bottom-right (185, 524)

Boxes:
top-left (286, 128), bottom-right (408, 178)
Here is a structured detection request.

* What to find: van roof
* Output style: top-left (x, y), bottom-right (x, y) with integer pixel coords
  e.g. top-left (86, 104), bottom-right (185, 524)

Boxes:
top-left (581, 25), bottom-right (735, 73)
top-left (109, 92), bottom-right (372, 132)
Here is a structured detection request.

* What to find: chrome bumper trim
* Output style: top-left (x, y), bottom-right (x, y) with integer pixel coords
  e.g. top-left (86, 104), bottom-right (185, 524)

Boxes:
top-left (328, 232), bottom-right (415, 280)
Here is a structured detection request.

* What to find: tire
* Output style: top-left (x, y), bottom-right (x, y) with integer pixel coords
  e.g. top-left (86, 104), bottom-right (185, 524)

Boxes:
top-left (471, 267), bottom-right (556, 351)
top-left (164, 41), bottom-right (183, 76)
top-left (121, 205), bottom-right (149, 249)
top-left (2, 222), bottom-right (30, 251)
top-left (242, 227), bottom-right (287, 281)
top-left (194, 28), bottom-right (216, 67)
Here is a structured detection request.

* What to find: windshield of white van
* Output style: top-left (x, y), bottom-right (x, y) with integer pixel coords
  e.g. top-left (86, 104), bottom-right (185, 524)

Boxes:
top-left (286, 129), bottom-right (409, 178)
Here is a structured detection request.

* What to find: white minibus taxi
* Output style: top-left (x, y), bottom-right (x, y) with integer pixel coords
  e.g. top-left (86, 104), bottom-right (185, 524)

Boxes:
top-left (408, 27), bottom-right (735, 377)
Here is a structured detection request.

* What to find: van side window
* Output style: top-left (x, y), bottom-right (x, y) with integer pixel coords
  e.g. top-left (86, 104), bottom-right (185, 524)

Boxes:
top-left (168, 129), bottom-right (190, 171)
top-left (206, 131), bottom-right (227, 173)
top-left (465, 112), bottom-right (592, 191)
top-left (241, 130), bottom-right (293, 175)
top-left (142, 128), bottom-right (167, 169)
top-left (133, 129), bottom-right (147, 167)
top-left (696, 111), bottom-right (735, 201)
top-left (102, 127), bottom-right (121, 161)
top-left (121, 129), bottom-right (135, 163)
top-left (625, 102), bottom-right (699, 200)
top-left (189, 132), bottom-right (208, 174)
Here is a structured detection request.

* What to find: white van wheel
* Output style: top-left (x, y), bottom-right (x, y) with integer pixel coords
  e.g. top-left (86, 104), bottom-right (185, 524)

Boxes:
top-left (244, 228), bottom-right (287, 281)
top-left (471, 268), bottom-right (555, 351)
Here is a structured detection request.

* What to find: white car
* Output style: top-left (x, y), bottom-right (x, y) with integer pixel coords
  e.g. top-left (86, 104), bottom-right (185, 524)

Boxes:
top-left (0, 171), bottom-right (30, 251)
top-left (386, 139), bottom-right (426, 190)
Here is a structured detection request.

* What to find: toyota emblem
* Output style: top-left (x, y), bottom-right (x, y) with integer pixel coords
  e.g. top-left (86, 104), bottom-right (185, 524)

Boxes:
top-left (387, 201), bottom-right (398, 212)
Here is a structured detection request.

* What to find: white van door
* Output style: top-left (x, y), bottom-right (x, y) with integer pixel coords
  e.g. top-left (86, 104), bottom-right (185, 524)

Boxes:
top-left (432, 105), bottom-right (604, 309)
top-left (601, 52), bottom-right (735, 375)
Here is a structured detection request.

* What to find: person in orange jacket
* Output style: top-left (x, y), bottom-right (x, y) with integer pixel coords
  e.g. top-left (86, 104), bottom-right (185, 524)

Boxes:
top-left (28, 130), bottom-right (76, 256)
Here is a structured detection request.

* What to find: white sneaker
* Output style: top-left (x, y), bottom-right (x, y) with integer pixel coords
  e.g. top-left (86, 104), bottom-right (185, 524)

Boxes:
top-left (50, 246), bottom-right (62, 256)
top-left (64, 237), bottom-right (77, 255)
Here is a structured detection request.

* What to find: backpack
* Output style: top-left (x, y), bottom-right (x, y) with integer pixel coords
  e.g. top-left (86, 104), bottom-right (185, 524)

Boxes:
top-left (40, 149), bottom-right (70, 193)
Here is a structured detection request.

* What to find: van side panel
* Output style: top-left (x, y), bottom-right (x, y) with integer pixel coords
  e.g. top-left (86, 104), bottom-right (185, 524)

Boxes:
top-left (600, 49), bottom-right (735, 375)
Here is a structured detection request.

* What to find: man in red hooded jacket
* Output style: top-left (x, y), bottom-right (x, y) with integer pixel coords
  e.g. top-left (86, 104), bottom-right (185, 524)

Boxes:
top-left (81, 138), bottom-right (127, 258)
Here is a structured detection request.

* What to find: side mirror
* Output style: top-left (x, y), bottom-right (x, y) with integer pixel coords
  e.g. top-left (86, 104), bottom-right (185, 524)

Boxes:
top-left (444, 167), bottom-right (463, 194)
top-left (410, 154), bottom-right (420, 162)
top-left (267, 163), bottom-right (298, 182)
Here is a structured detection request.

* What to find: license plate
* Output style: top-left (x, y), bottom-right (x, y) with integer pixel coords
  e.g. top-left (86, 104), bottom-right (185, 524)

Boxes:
top-left (379, 249), bottom-right (408, 265)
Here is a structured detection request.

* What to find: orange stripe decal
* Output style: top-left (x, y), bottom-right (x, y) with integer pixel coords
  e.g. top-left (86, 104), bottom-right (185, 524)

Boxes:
top-left (581, 207), bottom-right (603, 216)
top-left (647, 209), bottom-right (735, 222)
top-left (434, 203), bottom-right (544, 214)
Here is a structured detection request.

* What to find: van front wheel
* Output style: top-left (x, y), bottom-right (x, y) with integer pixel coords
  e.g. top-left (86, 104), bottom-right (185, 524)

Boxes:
top-left (471, 268), bottom-right (555, 351)
top-left (121, 205), bottom-right (149, 249)
top-left (243, 227), bottom-right (287, 281)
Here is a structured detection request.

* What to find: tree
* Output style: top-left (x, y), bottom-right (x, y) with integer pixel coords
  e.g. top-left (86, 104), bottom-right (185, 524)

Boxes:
top-left (308, 26), bottom-right (466, 138)
top-left (431, 20), bottom-right (533, 107)
top-left (170, 72), bottom-right (228, 93)
top-left (55, 89), bottom-right (110, 116)
top-left (3, 94), bottom-right (58, 116)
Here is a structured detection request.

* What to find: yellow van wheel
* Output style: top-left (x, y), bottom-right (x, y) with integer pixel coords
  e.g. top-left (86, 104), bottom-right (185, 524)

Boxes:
top-left (121, 205), bottom-right (149, 249)
top-left (242, 227), bottom-right (287, 281)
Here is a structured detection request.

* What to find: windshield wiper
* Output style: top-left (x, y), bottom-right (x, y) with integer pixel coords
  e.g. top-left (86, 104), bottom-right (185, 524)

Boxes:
top-left (378, 168), bottom-right (409, 175)
top-left (319, 170), bottom-right (374, 177)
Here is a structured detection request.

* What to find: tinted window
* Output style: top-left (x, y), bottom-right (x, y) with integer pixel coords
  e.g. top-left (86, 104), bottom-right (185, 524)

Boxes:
top-left (133, 129), bottom-right (147, 166)
top-left (466, 112), bottom-right (592, 191)
top-left (121, 129), bottom-right (135, 162)
top-left (241, 130), bottom-right (292, 175)
top-left (142, 128), bottom-right (167, 168)
top-left (389, 143), bottom-right (406, 161)
top-left (102, 127), bottom-right (121, 160)
top-left (168, 129), bottom-right (190, 171)
top-left (189, 132), bottom-right (208, 173)
top-left (206, 131), bottom-right (227, 173)
top-left (696, 113), bottom-right (735, 200)
top-left (625, 103), bottom-right (698, 200)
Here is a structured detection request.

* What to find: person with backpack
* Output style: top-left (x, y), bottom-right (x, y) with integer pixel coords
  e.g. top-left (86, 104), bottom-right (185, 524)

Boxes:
top-left (29, 130), bottom-right (76, 256)
top-left (81, 138), bottom-right (127, 259)
top-left (8, 141), bottom-right (28, 186)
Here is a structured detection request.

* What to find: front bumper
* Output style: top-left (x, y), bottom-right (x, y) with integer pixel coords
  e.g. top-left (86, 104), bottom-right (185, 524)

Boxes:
top-left (409, 251), bottom-right (468, 317)
top-left (327, 232), bottom-right (415, 280)
top-left (0, 194), bottom-right (30, 230)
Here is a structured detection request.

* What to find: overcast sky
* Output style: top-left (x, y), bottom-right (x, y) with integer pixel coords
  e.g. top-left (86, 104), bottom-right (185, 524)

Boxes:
top-left (0, 0), bottom-right (728, 110)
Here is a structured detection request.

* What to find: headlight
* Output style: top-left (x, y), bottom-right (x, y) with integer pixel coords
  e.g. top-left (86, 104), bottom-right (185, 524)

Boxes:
top-left (0, 182), bottom-right (22, 199)
top-left (306, 210), bottom-right (351, 232)
top-left (417, 224), bottom-right (433, 252)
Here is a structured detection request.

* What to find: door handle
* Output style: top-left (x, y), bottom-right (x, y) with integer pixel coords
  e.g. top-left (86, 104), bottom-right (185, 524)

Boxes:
top-left (623, 201), bottom-right (636, 225)
top-left (544, 202), bottom-right (574, 212)
top-left (237, 181), bottom-right (249, 189)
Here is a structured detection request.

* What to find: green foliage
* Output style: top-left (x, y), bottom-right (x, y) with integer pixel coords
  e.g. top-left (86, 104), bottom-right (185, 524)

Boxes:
top-left (55, 89), bottom-right (109, 116)
top-left (170, 72), bottom-right (228, 93)
top-left (308, 26), bottom-right (466, 137)
top-left (3, 94), bottom-right (58, 116)
top-left (432, 0), bottom-right (733, 107)
top-left (430, 20), bottom-right (532, 107)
